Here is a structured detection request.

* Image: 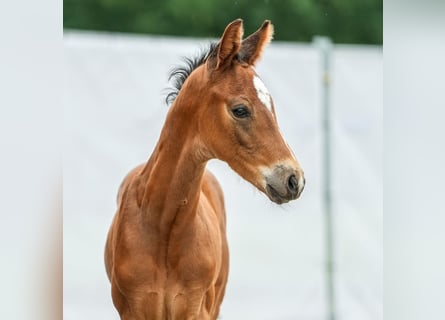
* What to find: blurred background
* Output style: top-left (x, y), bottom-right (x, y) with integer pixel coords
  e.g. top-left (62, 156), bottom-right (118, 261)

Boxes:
top-left (64, 1), bottom-right (382, 320)
top-left (64, 0), bottom-right (382, 45)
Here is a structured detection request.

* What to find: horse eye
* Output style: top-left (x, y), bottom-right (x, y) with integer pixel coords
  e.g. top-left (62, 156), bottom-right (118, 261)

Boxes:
top-left (231, 105), bottom-right (250, 119)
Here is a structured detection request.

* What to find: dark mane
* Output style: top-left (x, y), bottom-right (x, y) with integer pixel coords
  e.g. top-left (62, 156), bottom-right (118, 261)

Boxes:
top-left (165, 42), bottom-right (218, 106)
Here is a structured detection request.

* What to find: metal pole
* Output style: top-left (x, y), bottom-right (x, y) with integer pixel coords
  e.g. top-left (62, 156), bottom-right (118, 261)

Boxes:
top-left (313, 36), bottom-right (335, 320)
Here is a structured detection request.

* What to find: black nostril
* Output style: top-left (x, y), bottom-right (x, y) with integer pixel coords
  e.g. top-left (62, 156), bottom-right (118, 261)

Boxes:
top-left (287, 175), bottom-right (298, 194)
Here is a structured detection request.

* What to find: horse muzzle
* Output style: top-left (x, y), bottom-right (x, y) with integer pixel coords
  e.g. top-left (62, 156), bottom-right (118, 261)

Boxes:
top-left (264, 164), bottom-right (305, 204)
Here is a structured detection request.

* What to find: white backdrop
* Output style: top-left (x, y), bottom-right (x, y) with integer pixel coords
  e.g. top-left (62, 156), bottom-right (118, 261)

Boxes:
top-left (64, 31), bottom-right (382, 320)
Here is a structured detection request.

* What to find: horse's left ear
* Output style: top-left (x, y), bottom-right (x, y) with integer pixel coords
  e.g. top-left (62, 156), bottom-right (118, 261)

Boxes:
top-left (214, 19), bottom-right (244, 70)
top-left (239, 20), bottom-right (274, 66)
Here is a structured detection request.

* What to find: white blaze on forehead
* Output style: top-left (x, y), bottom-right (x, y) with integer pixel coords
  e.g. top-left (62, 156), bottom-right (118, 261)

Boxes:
top-left (253, 75), bottom-right (272, 112)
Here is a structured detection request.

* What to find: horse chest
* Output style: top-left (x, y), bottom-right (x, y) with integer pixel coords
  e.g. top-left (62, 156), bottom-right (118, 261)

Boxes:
top-left (165, 206), bottom-right (224, 286)
top-left (129, 209), bottom-right (224, 318)
top-left (116, 203), bottom-right (224, 288)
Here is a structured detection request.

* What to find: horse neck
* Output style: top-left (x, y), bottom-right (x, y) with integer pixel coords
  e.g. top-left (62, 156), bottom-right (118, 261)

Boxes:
top-left (138, 98), bottom-right (208, 236)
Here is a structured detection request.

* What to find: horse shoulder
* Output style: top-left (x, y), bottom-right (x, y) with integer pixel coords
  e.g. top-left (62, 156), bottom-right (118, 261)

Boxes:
top-left (116, 163), bottom-right (146, 205)
top-left (105, 163), bottom-right (147, 281)
top-left (201, 170), bottom-right (225, 221)
top-left (200, 170), bottom-right (229, 315)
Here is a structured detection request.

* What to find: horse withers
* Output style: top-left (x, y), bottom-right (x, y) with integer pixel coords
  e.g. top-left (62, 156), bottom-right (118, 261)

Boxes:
top-left (105, 19), bottom-right (305, 320)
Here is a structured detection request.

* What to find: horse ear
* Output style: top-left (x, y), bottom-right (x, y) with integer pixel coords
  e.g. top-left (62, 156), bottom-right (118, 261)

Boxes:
top-left (215, 19), bottom-right (244, 69)
top-left (239, 20), bottom-right (274, 66)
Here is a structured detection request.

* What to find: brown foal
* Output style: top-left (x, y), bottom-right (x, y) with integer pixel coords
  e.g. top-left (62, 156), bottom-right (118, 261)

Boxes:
top-left (105, 19), bottom-right (305, 319)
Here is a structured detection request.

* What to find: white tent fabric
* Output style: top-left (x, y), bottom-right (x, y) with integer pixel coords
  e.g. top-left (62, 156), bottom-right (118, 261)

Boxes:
top-left (64, 31), bottom-right (382, 320)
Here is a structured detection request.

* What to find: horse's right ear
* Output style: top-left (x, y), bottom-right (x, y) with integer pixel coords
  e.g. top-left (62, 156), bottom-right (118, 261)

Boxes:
top-left (213, 19), bottom-right (244, 70)
top-left (239, 20), bottom-right (274, 66)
